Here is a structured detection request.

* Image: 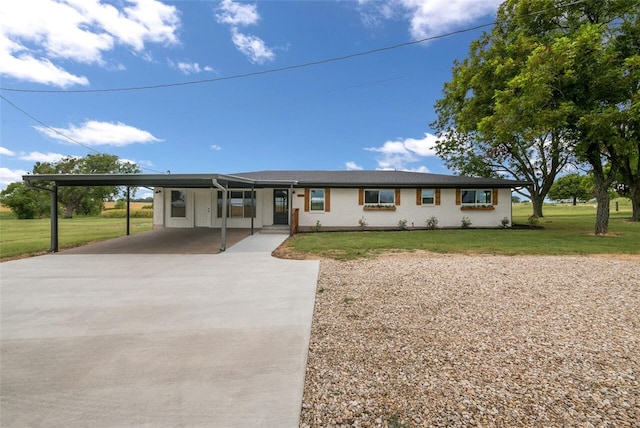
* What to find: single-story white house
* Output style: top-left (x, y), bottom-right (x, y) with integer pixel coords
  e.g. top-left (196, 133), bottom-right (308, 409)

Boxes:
top-left (151, 170), bottom-right (527, 230)
top-left (23, 170), bottom-right (529, 251)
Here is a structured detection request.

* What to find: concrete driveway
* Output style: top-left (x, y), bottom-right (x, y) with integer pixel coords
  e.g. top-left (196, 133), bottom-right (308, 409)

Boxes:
top-left (1, 234), bottom-right (319, 427)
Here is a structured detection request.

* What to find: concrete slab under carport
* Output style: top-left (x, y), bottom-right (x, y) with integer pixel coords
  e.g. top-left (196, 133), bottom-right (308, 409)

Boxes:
top-left (1, 234), bottom-right (320, 427)
top-left (61, 227), bottom-right (253, 254)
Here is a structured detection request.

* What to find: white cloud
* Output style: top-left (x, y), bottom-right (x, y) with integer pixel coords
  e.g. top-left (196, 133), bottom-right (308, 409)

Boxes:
top-left (0, 36), bottom-right (90, 87)
top-left (365, 132), bottom-right (437, 170)
top-left (117, 158), bottom-right (138, 166)
top-left (216, 0), bottom-right (259, 27)
top-left (210, 144), bottom-right (222, 151)
top-left (136, 159), bottom-right (156, 168)
top-left (215, 1), bottom-right (275, 64)
top-left (345, 161), bottom-right (364, 171)
top-left (358, 0), bottom-right (500, 40)
top-left (0, 0), bottom-right (181, 87)
top-left (403, 133), bottom-right (438, 156)
top-left (135, 188), bottom-right (154, 199)
top-left (168, 59), bottom-right (214, 75)
top-left (0, 167), bottom-right (29, 188)
top-left (0, 147), bottom-right (16, 157)
top-left (19, 151), bottom-right (68, 163)
top-left (34, 120), bottom-right (161, 147)
top-left (231, 29), bottom-right (274, 64)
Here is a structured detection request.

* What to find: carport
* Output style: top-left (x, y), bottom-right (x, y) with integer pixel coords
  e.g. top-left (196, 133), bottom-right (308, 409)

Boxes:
top-left (22, 173), bottom-right (298, 253)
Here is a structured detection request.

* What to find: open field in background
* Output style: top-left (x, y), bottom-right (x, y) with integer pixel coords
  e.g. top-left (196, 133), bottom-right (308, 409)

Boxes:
top-left (280, 199), bottom-right (639, 260)
top-left (103, 201), bottom-right (151, 210)
top-left (1, 199), bottom-right (638, 261)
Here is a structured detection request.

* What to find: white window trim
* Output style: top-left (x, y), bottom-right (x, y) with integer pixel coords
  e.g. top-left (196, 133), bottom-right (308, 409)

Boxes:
top-left (310, 189), bottom-right (325, 212)
top-left (170, 190), bottom-right (187, 218)
top-left (421, 189), bottom-right (436, 206)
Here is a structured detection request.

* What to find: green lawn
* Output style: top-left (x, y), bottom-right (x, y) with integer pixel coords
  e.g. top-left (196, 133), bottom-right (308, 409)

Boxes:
top-left (283, 199), bottom-right (639, 260)
top-left (1, 200), bottom-right (638, 261)
top-left (0, 214), bottom-right (153, 260)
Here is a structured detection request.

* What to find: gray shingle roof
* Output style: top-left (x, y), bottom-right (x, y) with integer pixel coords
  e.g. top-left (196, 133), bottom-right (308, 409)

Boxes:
top-left (231, 170), bottom-right (529, 188)
top-left (23, 170), bottom-right (530, 189)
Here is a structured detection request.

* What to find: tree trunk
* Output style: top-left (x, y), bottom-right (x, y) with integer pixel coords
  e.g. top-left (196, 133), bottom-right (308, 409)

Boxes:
top-left (572, 197), bottom-right (577, 206)
top-left (64, 205), bottom-right (74, 218)
top-left (629, 183), bottom-right (640, 222)
top-left (593, 173), bottom-right (610, 235)
top-left (530, 194), bottom-right (544, 218)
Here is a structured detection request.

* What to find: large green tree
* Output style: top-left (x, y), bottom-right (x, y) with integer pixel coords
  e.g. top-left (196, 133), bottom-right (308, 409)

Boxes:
top-left (0, 182), bottom-right (50, 219)
top-left (32, 154), bottom-right (140, 218)
top-left (548, 173), bottom-right (591, 205)
top-left (433, 0), bottom-right (639, 233)
top-left (432, 2), bottom-right (576, 218)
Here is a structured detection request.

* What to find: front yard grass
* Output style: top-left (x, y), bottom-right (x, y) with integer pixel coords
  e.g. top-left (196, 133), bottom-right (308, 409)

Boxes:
top-left (282, 200), bottom-right (639, 260)
top-left (0, 214), bottom-right (153, 260)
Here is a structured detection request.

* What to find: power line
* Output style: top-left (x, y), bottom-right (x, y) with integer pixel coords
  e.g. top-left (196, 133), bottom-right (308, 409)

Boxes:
top-left (1, 23), bottom-right (495, 94)
top-left (0, 0), bottom-right (590, 95)
top-left (0, 94), bottom-right (165, 174)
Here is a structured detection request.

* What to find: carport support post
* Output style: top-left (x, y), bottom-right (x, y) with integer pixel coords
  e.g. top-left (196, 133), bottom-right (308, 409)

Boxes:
top-left (50, 185), bottom-right (59, 253)
top-left (289, 183), bottom-right (294, 236)
top-left (126, 186), bottom-right (131, 236)
top-left (250, 185), bottom-right (255, 235)
top-left (220, 189), bottom-right (227, 251)
top-left (212, 179), bottom-right (228, 252)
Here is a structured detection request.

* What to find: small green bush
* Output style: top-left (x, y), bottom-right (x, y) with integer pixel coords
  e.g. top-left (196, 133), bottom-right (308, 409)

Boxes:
top-left (461, 216), bottom-right (472, 228)
top-left (426, 215), bottom-right (438, 230)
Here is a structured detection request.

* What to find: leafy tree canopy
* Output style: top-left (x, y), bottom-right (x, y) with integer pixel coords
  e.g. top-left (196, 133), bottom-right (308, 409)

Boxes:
top-left (433, 0), bottom-right (640, 232)
top-left (25, 154), bottom-right (140, 218)
top-left (0, 182), bottom-right (50, 219)
top-left (548, 173), bottom-right (591, 205)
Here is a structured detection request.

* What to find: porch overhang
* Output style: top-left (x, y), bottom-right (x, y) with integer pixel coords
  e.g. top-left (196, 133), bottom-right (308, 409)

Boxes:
top-left (22, 173), bottom-right (298, 253)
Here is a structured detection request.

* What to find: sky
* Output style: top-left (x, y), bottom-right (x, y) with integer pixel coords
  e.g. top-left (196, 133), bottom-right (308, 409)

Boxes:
top-left (0, 0), bottom-right (502, 197)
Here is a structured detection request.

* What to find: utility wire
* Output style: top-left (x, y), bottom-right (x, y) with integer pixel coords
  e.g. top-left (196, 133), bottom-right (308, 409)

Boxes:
top-left (2, 26), bottom-right (487, 93)
top-left (0, 22), bottom-right (493, 94)
top-left (0, 94), bottom-right (165, 174)
top-left (0, 0), bottom-right (589, 94)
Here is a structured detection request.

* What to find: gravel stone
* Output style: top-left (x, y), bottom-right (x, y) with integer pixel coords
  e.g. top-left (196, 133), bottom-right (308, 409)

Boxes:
top-left (300, 254), bottom-right (640, 427)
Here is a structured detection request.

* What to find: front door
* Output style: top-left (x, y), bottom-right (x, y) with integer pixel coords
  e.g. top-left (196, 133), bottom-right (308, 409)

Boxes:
top-left (273, 189), bottom-right (289, 225)
top-left (194, 189), bottom-right (212, 227)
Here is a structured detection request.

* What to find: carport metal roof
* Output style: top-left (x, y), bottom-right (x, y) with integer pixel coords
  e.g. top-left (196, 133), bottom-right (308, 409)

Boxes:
top-left (21, 173), bottom-right (298, 188)
top-left (22, 173), bottom-right (299, 254)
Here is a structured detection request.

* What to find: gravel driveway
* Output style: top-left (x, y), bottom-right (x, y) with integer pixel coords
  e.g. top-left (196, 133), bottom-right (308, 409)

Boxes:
top-left (300, 254), bottom-right (639, 427)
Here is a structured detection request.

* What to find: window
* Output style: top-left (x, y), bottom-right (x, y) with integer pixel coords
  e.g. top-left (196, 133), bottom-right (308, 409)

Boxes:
top-left (217, 190), bottom-right (256, 218)
top-left (310, 189), bottom-right (325, 211)
top-left (421, 189), bottom-right (435, 205)
top-left (364, 189), bottom-right (395, 206)
top-left (171, 190), bottom-right (186, 217)
top-left (461, 189), bottom-right (493, 205)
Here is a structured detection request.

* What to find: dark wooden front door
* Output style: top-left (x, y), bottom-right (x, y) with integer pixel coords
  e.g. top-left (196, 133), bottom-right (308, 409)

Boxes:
top-left (273, 189), bottom-right (289, 225)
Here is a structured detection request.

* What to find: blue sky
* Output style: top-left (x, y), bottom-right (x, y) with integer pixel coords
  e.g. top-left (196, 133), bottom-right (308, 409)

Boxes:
top-left (0, 0), bottom-right (502, 196)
